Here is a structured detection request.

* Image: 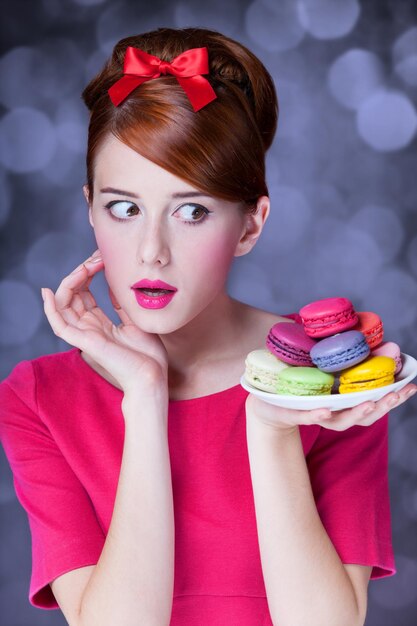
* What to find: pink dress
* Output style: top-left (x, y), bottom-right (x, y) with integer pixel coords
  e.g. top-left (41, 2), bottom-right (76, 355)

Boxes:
top-left (0, 346), bottom-right (395, 625)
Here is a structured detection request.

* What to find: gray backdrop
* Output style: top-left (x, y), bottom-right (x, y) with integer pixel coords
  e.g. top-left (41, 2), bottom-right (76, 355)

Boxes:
top-left (1, 0), bottom-right (417, 624)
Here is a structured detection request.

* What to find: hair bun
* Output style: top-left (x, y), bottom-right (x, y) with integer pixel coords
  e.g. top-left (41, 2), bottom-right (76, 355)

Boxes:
top-left (204, 32), bottom-right (278, 151)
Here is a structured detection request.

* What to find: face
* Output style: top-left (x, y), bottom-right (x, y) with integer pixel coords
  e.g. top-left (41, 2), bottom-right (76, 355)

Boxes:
top-left (86, 134), bottom-right (267, 334)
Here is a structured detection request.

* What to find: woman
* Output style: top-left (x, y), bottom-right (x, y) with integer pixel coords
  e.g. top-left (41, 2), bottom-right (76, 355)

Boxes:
top-left (1, 27), bottom-right (415, 626)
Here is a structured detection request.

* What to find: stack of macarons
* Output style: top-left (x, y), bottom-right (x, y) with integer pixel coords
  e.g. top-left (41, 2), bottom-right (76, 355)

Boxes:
top-left (244, 297), bottom-right (403, 396)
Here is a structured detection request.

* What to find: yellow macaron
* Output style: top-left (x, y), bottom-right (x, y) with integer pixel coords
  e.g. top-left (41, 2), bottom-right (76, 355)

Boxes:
top-left (339, 355), bottom-right (396, 393)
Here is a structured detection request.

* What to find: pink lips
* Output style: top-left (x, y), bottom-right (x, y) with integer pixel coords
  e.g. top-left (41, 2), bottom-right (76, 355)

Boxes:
top-left (131, 279), bottom-right (178, 310)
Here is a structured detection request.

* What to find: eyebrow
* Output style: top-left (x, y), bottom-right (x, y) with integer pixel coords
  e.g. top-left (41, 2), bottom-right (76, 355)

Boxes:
top-left (99, 187), bottom-right (212, 200)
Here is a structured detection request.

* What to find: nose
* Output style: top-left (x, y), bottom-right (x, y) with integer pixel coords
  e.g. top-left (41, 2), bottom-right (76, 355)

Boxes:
top-left (137, 221), bottom-right (170, 266)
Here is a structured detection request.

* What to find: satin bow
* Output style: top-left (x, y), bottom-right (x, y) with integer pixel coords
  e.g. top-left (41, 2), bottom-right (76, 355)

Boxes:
top-left (108, 46), bottom-right (217, 112)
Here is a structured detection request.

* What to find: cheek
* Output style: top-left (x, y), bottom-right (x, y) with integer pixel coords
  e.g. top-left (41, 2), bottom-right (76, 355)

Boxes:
top-left (93, 234), bottom-right (125, 283)
top-left (192, 233), bottom-right (237, 276)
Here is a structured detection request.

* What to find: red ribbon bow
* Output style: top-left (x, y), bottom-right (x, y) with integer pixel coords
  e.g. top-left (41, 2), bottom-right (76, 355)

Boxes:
top-left (108, 46), bottom-right (217, 112)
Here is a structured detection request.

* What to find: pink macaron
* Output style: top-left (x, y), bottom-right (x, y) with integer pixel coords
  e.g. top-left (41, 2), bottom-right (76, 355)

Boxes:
top-left (299, 297), bottom-right (358, 338)
top-left (371, 341), bottom-right (402, 374)
top-left (266, 322), bottom-right (317, 366)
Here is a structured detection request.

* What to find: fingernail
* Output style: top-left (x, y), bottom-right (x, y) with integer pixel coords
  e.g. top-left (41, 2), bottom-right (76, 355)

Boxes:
top-left (407, 389), bottom-right (417, 398)
top-left (71, 263), bottom-right (85, 273)
top-left (41, 288), bottom-right (45, 301)
top-left (363, 406), bottom-right (374, 416)
top-left (89, 256), bottom-right (103, 263)
top-left (91, 249), bottom-right (101, 258)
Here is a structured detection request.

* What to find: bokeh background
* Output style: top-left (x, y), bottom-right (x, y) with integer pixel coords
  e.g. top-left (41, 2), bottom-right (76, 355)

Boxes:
top-left (1, 0), bottom-right (417, 624)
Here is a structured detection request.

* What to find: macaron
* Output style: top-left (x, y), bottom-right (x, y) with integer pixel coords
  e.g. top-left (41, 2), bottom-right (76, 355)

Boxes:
top-left (244, 348), bottom-right (289, 393)
top-left (339, 355), bottom-right (396, 393)
top-left (310, 330), bottom-right (371, 373)
top-left (299, 297), bottom-right (358, 338)
top-left (266, 322), bottom-right (317, 367)
top-left (353, 312), bottom-right (384, 348)
top-left (276, 367), bottom-right (334, 396)
top-left (371, 341), bottom-right (402, 374)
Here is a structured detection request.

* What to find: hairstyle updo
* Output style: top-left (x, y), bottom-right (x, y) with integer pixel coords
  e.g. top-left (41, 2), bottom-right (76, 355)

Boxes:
top-left (82, 27), bottom-right (278, 213)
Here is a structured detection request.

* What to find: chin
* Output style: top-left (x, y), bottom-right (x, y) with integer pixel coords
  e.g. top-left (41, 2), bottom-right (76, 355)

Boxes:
top-left (128, 309), bottom-right (186, 335)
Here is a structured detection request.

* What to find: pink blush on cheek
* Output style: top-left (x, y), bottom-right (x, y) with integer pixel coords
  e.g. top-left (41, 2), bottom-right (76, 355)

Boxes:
top-left (198, 237), bottom-right (237, 276)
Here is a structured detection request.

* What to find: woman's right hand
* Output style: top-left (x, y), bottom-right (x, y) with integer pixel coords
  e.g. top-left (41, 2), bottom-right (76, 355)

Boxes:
top-left (41, 249), bottom-right (169, 399)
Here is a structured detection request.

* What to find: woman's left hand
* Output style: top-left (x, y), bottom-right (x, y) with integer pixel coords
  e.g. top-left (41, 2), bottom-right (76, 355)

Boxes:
top-left (246, 383), bottom-right (417, 433)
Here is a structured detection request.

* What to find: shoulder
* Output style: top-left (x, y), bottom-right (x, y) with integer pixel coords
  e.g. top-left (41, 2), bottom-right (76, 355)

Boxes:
top-left (2, 347), bottom-right (81, 386)
top-left (0, 347), bottom-right (83, 409)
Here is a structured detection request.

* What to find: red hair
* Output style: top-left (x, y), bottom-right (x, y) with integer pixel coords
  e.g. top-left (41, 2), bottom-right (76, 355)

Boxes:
top-left (82, 27), bottom-right (278, 213)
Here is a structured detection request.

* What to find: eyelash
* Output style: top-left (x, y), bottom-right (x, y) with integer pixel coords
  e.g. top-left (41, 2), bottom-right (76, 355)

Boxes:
top-left (103, 201), bottom-right (212, 225)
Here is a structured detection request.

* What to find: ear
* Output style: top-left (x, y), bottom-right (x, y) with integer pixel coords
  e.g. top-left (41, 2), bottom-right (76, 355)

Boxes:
top-left (83, 184), bottom-right (94, 228)
top-left (234, 196), bottom-right (270, 258)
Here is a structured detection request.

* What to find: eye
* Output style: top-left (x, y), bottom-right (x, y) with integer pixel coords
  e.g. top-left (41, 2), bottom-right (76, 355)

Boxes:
top-left (175, 203), bottom-right (211, 225)
top-left (104, 200), bottom-right (138, 221)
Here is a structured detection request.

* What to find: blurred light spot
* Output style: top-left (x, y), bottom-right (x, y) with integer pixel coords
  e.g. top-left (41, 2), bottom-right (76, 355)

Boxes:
top-left (0, 47), bottom-right (48, 108)
top-left (0, 168), bottom-right (11, 228)
top-left (305, 183), bottom-right (348, 218)
top-left (311, 219), bottom-right (383, 296)
top-left (261, 184), bottom-right (312, 254)
top-left (349, 205), bottom-right (404, 262)
top-left (174, 0), bottom-right (240, 36)
top-left (327, 49), bottom-right (384, 110)
top-left (36, 38), bottom-right (84, 99)
top-left (57, 121), bottom-right (86, 154)
top-left (393, 26), bottom-right (417, 87)
top-left (0, 280), bottom-right (42, 346)
top-left (245, 0), bottom-right (305, 52)
top-left (0, 41), bottom-right (82, 110)
top-left (25, 232), bottom-right (88, 288)
top-left (370, 555), bottom-right (417, 609)
top-left (362, 269), bottom-right (417, 333)
top-left (395, 55), bottom-right (417, 88)
top-left (356, 90), bottom-right (417, 151)
top-left (297, 0), bottom-right (360, 40)
top-left (275, 79), bottom-right (312, 139)
top-left (407, 236), bottom-right (417, 278)
top-left (40, 145), bottom-right (77, 186)
top-left (55, 100), bottom-right (88, 154)
top-left (0, 108), bottom-right (57, 173)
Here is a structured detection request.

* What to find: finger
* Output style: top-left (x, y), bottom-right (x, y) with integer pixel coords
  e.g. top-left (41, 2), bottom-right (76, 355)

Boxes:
top-left (318, 386), bottom-right (416, 431)
top-left (108, 287), bottom-right (134, 326)
top-left (54, 257), bottom-right (103, 312)
top-left (42, 287), bottom-right (94, 345)
top-left (114, 306), bottom-right (135, 326)
top-left (76, 288), bottom-right (98, 312)
top-left (298, 407), bottom-right (332, 426)
top-left (395, 383), bottom-right (417, 401)
top-left (367, 384), bottom-right (417, 419)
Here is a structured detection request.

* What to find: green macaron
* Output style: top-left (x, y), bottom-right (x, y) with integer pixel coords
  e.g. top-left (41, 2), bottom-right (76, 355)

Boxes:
top-left (276, 366), bottom-right (334, 396)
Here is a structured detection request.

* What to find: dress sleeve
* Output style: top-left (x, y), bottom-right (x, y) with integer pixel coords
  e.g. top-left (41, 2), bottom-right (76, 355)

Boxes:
top-left (0, 360), bottom-right (106, 609)
top-left (305, 413), bottom-right (396, 579)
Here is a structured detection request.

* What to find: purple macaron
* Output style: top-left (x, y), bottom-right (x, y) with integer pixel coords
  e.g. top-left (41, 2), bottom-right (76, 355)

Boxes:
top-left (266, 322), bottom-right (317, 366)
top-left (310, 330), bottom-right (370, 373)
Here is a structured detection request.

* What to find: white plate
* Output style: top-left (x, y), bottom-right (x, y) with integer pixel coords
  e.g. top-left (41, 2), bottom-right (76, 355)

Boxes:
top-left (239, 353), bottom-right (417, 411)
